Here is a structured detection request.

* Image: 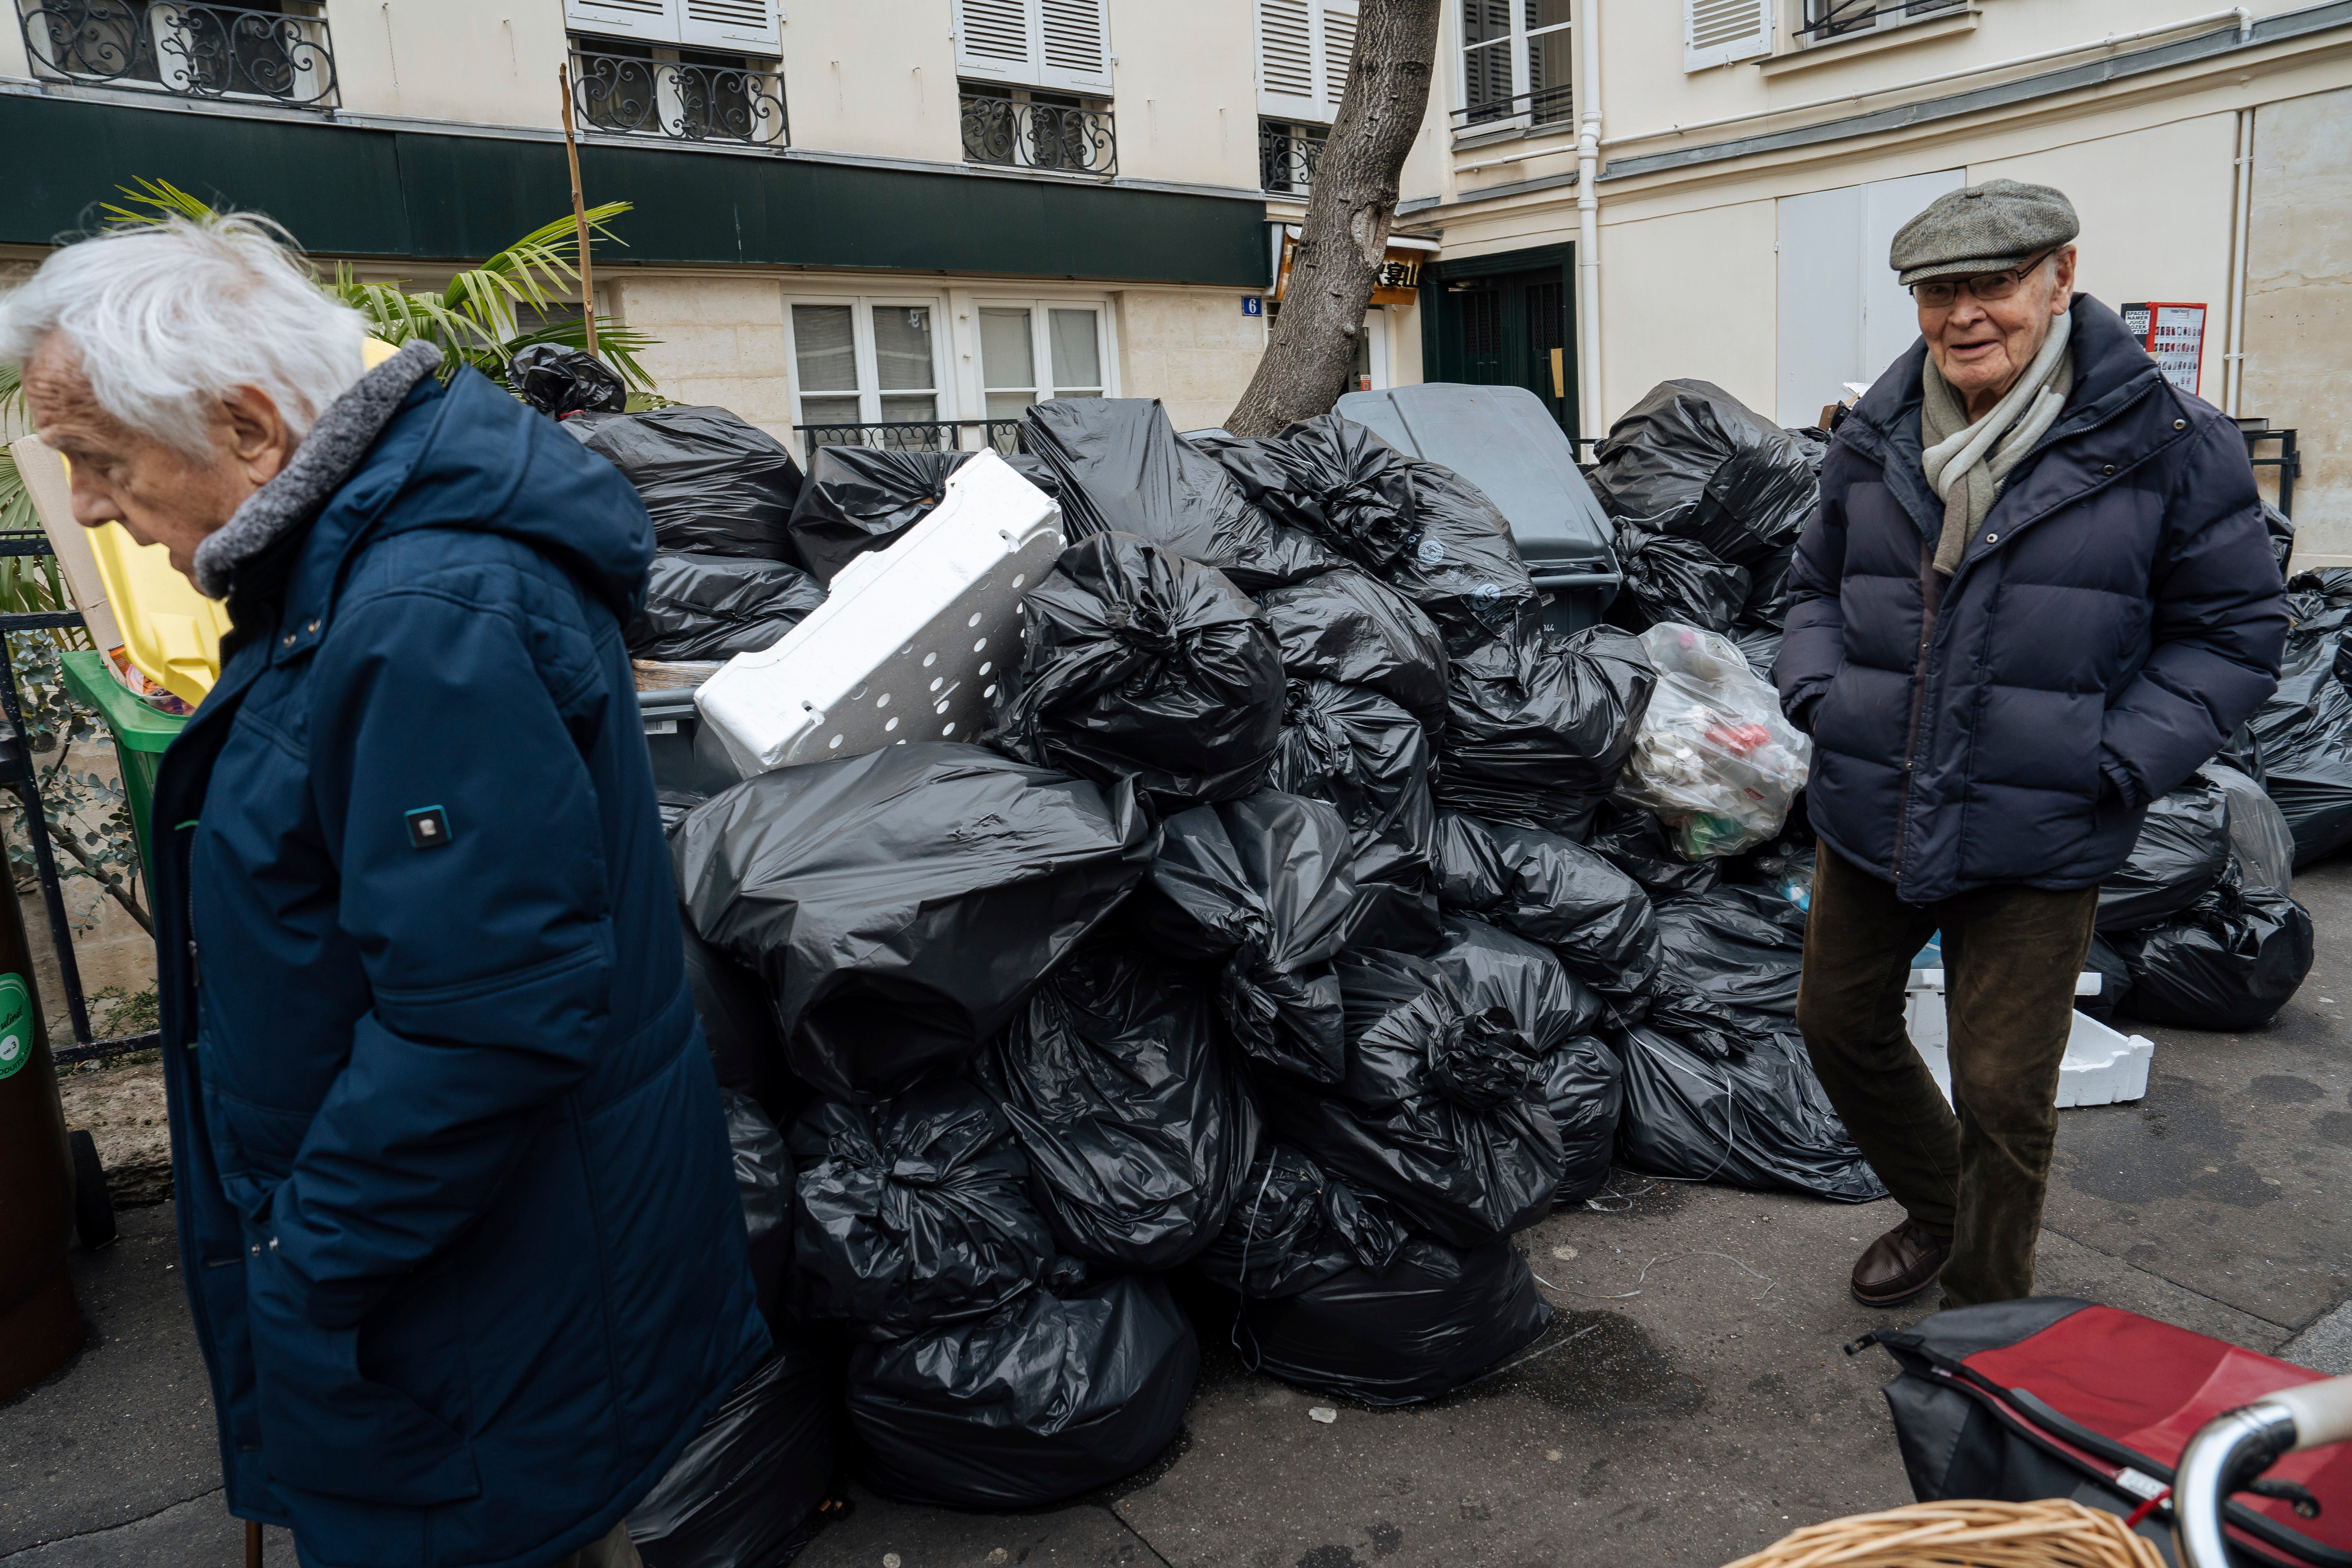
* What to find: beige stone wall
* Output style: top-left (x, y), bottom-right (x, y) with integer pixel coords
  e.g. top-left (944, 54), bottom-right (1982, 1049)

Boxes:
top-left (1112, 289), bottom-right (1268, 434)
top-left (606, 274), bottom-right (795, 444)
top-left (2245, 85), bottom-right (2352, 568)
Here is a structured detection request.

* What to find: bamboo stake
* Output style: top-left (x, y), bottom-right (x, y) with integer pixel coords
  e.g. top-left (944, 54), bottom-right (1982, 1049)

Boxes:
top-left (556, 63), bottom-right (598, 358)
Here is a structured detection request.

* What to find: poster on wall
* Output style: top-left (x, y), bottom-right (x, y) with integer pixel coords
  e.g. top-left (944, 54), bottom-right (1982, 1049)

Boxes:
top-left (2120, 301), bottom-right (2207, 398)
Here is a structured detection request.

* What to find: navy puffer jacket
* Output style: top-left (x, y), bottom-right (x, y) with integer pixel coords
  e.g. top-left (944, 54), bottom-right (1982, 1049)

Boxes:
top-left (1777, 296), bottom-right (2287, 904)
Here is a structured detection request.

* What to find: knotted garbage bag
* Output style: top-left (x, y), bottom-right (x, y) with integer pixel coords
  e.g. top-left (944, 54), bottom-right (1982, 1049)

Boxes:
top-left (787, 1075), bottom-right (1054, 1338)
top-left (1235, 1234), bottom-right (1553, 1407)
top-left (1256, 568), bottom-right (1451, 737)
top-left (1193, 1143), bottom-right (1412, 1300)
top-left (1021, 398), bottom-right (1343, 590)
top-left (722, 1088), bottom-right (794, 1332)
top-left (1612, 1026), bottom-right (1887, 1203)
top-left (567, 405), bottom-right (805, 560)
top-left (508, 343), bottom-right (627, 419)
top-left (626, 1338), bottom-right (838, 1568)
top-left (1133, 792), bottom-right (1360, 1084)
top-left (846, 1271), bottom-right (1199, 1509)
top-left (1259, 947), bottom-right (1563, 1245)
top-left (1433, 811), bottom-right (1661, 1011)
top-left (1589, 380), bottom-right (1820, 569)
top-left (786, 446), bottom-right (971, 586)
top-left (673, 744), bottom-right (1155, 1100)
top-left (2114, 880), bottom-right (2315, 1031)
top-left (1615, 622), bottom-right (1812, 859)
top-left (1645, 885), bottom-right (1808, 1061)
top-left (627, 552), bottom-right (825, 663)
top-left (1269, 677), bottom-right (1439, 898)
top-left (1585, 801), bottom-right (1724, 901)
top-left (988, 531), bottom-right (1284, 808)
top-left (1614, 532), bottom-right (1750, 635)
top-left (975, 942), bottom-right (1260, 1270)
top-left (1438, 618), bottom-right (1659, 838)
top-left (2098, 772), bottom-right (2232, 933)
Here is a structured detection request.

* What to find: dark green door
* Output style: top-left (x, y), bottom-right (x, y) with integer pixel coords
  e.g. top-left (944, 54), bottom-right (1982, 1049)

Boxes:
top-left (1421, 246), bottom-right (1577, 437)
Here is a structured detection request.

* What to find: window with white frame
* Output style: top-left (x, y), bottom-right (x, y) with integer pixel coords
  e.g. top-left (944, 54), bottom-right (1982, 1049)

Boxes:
top-left (1793, 0), bottom-right (1966, 49)
top-left (977, 303), bottom-right (1108, 423)
top-left (1683, 0), bottom-right (1770, 70)
top-left (1460, 0), bottom-right (1571, 131)
top-left (787, 299), bottom-right (952, 444)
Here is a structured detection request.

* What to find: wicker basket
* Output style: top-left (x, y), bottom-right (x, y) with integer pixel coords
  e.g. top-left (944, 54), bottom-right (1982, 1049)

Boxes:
top-left (1722, 1500), bottom-right (2168, 1568)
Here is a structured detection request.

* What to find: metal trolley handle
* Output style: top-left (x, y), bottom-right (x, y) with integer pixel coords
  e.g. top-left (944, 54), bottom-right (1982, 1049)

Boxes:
top-left (2175, 1374), bottom-right (2352, 1568)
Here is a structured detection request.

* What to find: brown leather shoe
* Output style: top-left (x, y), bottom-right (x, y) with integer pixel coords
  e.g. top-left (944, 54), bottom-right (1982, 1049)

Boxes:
top-left (1851, 1220), bottom-right (1952, 1307)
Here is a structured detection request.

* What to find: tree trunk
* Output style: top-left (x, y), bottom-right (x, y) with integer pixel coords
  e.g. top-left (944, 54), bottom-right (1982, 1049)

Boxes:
top-left (1225, 0), bottom-right (1441, 439)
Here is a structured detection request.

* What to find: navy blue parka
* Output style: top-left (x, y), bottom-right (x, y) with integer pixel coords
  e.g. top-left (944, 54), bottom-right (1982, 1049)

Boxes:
top-left (151, 362), bottom-right (766, 1567)
top-left (1776, 296), bottom-right (2287, 904)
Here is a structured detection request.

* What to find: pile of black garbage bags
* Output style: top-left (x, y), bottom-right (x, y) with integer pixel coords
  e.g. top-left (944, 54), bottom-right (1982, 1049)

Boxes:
top-left (547, 390), bottom-right (1875, 1557)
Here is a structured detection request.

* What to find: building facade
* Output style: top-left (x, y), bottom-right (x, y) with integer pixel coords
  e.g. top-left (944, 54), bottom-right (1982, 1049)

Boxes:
top-left (4, 1), bottom-right (2349, 556)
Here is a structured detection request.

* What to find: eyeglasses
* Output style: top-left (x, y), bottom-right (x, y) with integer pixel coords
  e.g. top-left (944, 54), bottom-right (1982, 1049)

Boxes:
top-left (1910, 250), bottom-right (2056, 310)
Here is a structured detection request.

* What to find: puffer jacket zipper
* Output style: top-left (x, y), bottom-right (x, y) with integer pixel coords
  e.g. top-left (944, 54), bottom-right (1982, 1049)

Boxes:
top-left (1889, 536), bottom-right (1943, 884)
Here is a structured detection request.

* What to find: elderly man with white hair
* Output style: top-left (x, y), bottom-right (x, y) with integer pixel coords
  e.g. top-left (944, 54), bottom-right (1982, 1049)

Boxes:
top-left (2, 212), bottom-right (765, 1566)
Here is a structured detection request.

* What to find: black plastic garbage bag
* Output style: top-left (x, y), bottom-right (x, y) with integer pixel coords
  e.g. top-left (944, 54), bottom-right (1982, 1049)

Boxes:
top-left (722, 1088), bottom-right (794, 1332)
top-left (1437, 619), bottom-right (1658, 838)
top-left (1380, 459), bottom-right (1538, 650)
top-left (1739, 542), bottom-right (1798, 631)
top-left (1613, 1026), bottom-right (1886, 1202)
top-left (1734, 625), bottom-right (1785, 683)
top-left (1541, 1036), bottom-right (1625, 1206)
top-left (2244, 630), bottom-right (2352, 867)
top-left (1256, 569), bottom-right (1451, 737)
top-left (1235, 1234), bottom-right (1553, 1407)
top-left (1615, 532), bottom-right (1750, 634)
top-left (1021, 399), bottom-right (1345, 590)
top-left (1270, 678), bottom-right (1438, 895)
top-left (627, 552), bottom-right (826, 663)
top-left (2078, 933), bottom-right (2133, 1023)
top-left (1133, 792), bottom-right (1360, 1084)
top-left (847, 1272), bottom-right (1199, 1509)
top-left (508, 343), bottom-right (627, 419)
top-left (2114, 884), bottom-right (2315, 1031)
top-left (674, 744), bottom-right (1155, 1100)
top-left (1193, 1143), bottom-right (1412, 1300)
top-left (680, 924), bottom-right (793, 1114)
top-left (1590, 380), bottom-right (1820, 569)
top-left (1425, 915), bottom-right (1606, 1051)
top-left (975, 942), bottom-right (1260, 1270)
top-left (627, 1339), bottom-right (839, 1568)
top-left (1433, 811), bottom-right (1661, 1010)
top-left (568, 405), bottom-right (805, 560)
top-left (989, 531), bottom-right (1285, 808)
top-left (1585, 800), bottom-right (1722, 901)
top-left (1260, 947), bottom-right (1563, 1245)
top-left (787, 1075), bottom-right (1055, 1338)
top-left (2265, 500), bottom-right (2296, 576)
top-left (1645, 886), bottom-right (1808, 1061)
top-left (786, 447), bottom-right (971, 586)
top-left (2097, 773), bottom-right (2232, 933)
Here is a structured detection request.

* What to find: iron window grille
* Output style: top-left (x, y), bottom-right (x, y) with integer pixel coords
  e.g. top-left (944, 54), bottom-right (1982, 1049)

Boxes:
top-left (1260, 120), bottom-right (1326, 194)
top-left (570, 38), bottom-right (788, 147)
top-left (1449, 81), bottom-right (1572, 134)
top-left (18, 0), bottom-right (337, 107)
top-left (1795, 0), bottom-right (1967, 44)
top-left (960, 86), bottom-right (1117, 177)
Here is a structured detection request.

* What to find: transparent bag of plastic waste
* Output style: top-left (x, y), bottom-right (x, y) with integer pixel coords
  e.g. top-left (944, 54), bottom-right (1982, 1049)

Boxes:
top-left (1614, 622), bottom-right (1812, 859)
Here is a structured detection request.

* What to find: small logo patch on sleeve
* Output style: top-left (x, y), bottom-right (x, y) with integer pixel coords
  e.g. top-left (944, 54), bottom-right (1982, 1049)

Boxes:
top-left (405, 805), bottom-right (452, 850)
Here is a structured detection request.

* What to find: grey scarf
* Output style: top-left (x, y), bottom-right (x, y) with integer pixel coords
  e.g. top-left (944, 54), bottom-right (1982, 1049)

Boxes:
top-left (192, 338), bottom-right (445, 600)
top-left (1918, 311), bottom-right (2074, 576)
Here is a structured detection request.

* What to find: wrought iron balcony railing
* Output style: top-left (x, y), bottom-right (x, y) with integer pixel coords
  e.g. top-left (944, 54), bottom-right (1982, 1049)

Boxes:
top-left (1796, 0), bottom-right (1965, 43)
top-left (960, 94), bottom-right (1116, 178)
top-left (1450, 81), bottom-right (1574, 134)
top-left (571, 45), bottom-right (788, 148)
top-left (1260, 122), bottom-right (1325, 195)
top-left (19, 0), bottom-right (337, 107)
top-left (795, 418), bottom-right (1023, 458)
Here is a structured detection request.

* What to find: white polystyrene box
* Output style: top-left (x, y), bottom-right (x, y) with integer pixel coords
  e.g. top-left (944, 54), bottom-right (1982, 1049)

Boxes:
top-left (695, 449), bottom-right (1065, 778)
top-left (1904, 971), bottom-right (2155, 1109)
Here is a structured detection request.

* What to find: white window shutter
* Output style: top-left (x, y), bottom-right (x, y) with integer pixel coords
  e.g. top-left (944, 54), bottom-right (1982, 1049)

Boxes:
top-left (1684, 0), bottom-right (1772, 71)
top-left (678, 0), bottom-right (780, 51)
top-left (565, 0), bottom-right (681, 43)
top-left (1256, 0), bottom-right (1322, 120)
top-left (957, 0), bottom-right (1040, 86)
top-left (1317, 0), bottom-right (1358, 116)
top-left (1037, 0), bottom-right (1112, 93)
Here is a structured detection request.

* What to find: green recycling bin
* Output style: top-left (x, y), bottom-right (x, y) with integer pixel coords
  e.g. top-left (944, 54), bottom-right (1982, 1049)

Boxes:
top-left (57, 649), bottom-right (187, 904)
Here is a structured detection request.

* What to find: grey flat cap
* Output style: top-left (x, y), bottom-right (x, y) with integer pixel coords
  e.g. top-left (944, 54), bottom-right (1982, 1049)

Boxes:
top-left (1889, 179), bottom-right (2079, 285)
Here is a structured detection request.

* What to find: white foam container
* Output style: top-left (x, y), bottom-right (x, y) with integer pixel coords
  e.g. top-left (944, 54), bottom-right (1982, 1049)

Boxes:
top-left (695, 449), bottom-right (1066, 778)
top-left (1904, 970), bottom-right (2155, 1108)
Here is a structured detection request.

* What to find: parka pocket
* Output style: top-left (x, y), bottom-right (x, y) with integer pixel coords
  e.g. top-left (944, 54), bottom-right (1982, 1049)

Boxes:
top-left (244, 1236), bottom-right (481, 1506)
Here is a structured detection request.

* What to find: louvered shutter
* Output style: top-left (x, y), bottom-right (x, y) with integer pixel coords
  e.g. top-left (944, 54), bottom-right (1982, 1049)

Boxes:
top-left (1037, 0), bottom-right (1111, 92)
top-left (565, 0), bottom-right (680, 43)
top-left (1318, 0), bottom-right (1359, 114)
top-left (1257, 0), bottom-right (1320, 119)
top-left (1685, 0), bottom-right (1772, 70)
top-left (957, 0), bottom-right (1039, 85)
top-left (679, 0), bottom-right (779, 51)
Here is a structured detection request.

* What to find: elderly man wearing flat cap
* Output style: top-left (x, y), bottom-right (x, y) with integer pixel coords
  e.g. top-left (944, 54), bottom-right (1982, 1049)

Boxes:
top-left (1777, 180), bottom-right (2288, 1309)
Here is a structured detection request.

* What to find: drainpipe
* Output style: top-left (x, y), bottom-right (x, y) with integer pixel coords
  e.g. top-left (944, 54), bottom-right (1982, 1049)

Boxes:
top-left (2224, 105), bottom-right (2255, 416)
top-left (1576, 0), bottom-right (1603, 454)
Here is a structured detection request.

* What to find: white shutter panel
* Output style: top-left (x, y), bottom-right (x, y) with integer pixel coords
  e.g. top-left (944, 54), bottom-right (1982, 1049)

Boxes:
top-left (565, 0), bottom-right (681, 43)
top-left (679, 0), bottom-right (779, 51)
top-left (1684, 0), bottom-right (1772, 71)
top-left (957, 0), bottom-right (1040, 86)
top-left (1317, 0), bottom-right (1358, 116)
top-left (1037, 0), bottom-right (1111, 93)
top-left (1256, 0), bottom-right (1321, 120)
